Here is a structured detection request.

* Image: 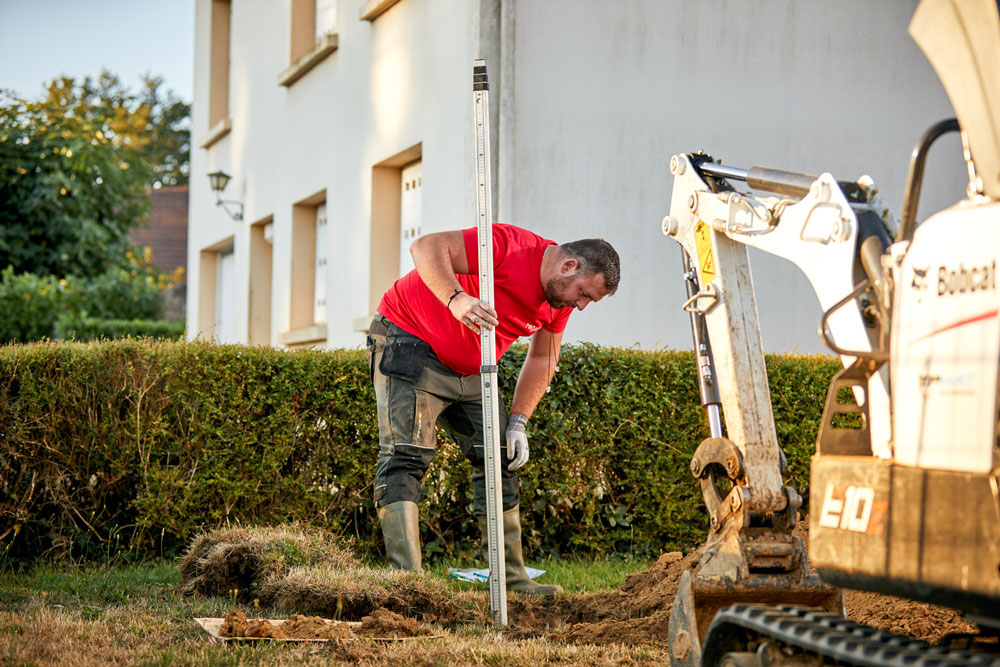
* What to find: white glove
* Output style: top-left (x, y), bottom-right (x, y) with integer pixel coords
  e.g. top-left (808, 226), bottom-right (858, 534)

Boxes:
top-left (506, 413), bottom-right (530, 471)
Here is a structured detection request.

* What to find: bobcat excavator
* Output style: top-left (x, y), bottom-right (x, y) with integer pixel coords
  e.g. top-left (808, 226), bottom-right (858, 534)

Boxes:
top-left (663, 0), bottom-right (1000, 664)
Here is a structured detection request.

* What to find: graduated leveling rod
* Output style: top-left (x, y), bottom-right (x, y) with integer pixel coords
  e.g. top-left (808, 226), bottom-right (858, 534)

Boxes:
top-left (473, 58), bottom-right (507, 626)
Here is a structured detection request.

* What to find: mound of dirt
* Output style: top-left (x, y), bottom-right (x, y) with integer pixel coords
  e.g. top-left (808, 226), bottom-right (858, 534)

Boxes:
top-left (219, 610), bottom-right (286, 639)
top-left (508, 545), bottom-right (977, 648)
top-left (506, 549), bottom-right (699, 645)
top-left (845, 591), bottom-right (976, 644)
top-left (282, 614), bottom-right (354, 640)
top-left (359, 608), bottom-right (435, 638)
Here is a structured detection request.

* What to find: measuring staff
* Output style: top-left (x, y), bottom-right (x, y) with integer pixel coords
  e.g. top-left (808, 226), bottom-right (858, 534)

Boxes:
top-left (473, 58), bottom-right (507, 624)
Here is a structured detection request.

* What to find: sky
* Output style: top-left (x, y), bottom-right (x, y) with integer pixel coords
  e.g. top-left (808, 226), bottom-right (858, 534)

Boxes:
top-left (0, 0), bottom-right (194, 102)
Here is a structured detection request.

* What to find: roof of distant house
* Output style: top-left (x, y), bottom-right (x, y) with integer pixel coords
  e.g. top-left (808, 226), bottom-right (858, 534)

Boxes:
top-left (134, 185), bottom-right (188, 277)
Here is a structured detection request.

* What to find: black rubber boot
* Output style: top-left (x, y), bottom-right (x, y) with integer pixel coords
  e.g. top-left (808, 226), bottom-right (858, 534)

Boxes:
top-left (378, 500), bottom-right (422, 570)
top-left (478, 506), bottom-right (563, 598)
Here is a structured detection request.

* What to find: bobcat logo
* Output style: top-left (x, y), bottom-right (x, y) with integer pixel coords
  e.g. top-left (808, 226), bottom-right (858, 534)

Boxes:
top-left (911, 265), bottom-right (929, 290)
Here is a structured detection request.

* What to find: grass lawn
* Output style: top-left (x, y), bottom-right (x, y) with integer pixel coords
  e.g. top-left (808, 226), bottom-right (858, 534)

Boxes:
top-left (0, 554), bottom-right (669, 666)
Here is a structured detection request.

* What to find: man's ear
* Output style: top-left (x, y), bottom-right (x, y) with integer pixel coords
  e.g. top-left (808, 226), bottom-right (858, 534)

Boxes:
top-left (560, 258), bottom-right (579, 276)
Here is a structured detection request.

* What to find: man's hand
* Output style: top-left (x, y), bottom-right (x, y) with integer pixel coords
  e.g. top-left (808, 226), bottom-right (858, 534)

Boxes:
top-left (506, 413), bottom-right (530, 471)
top-left (448, 292), bottom-right (498, 334)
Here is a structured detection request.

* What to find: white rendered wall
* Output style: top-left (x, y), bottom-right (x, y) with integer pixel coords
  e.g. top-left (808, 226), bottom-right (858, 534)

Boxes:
top-left (506, 0), bottom-right (965, 353)
top-left (189, 0), bottom-right (478, 347)
top-left (189, 0), bottom-right (965, 354)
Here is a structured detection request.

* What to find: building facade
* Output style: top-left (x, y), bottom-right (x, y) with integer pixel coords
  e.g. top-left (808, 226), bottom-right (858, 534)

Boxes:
top-left (188, 0), bottom-right (963, 352)
top-left (135, 185), bottom-right (189, 322)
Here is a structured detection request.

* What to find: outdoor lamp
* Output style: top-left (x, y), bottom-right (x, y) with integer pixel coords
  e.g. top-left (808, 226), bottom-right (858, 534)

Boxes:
top-left (207, 170), bottom-right (243, 221)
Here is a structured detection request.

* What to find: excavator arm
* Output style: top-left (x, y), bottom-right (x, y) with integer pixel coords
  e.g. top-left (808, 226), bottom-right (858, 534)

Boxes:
top-left (662, 151), bottom-right (896, 665)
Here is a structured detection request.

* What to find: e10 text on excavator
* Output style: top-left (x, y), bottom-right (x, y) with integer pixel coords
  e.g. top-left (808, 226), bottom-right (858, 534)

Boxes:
top-left (662, 0), bottom-right (1000, 664)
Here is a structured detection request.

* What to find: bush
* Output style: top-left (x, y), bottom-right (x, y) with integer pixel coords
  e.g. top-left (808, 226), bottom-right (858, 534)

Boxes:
top-left (0, 249), bottom-right (182, 343)
top-left (0, 267), bottom-right (77, 343)
top-left (53, 314), bottom-right (184, 341)
top-left (76, 248), bottom-right (178, 321)
top-left (0, 340), bottom-right (841, 565)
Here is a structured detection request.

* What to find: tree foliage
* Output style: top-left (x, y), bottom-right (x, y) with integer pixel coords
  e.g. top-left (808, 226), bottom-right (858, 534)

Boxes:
top-left (0, 89), bottom-right (152, 279)
top-left (0, 71), bottom-right (190, 341)
top-left (41, 71), bottom-right (190, 187)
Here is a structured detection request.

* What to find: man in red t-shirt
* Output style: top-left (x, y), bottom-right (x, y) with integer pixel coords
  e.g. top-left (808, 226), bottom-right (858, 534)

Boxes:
top-left (368, 224), bottom-right (619, 597)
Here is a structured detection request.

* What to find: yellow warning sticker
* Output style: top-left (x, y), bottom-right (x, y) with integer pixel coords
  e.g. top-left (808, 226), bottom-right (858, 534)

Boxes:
top-left (694, 220), bottom-right (715, 284)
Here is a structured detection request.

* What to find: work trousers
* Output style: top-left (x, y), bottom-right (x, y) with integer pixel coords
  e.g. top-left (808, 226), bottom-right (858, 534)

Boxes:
top-left (367, 314), bottom-right (519, 515)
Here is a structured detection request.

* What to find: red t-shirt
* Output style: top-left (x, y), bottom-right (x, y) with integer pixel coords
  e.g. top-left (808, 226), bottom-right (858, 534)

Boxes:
top-left (377, 224), bottom-right (572, 375)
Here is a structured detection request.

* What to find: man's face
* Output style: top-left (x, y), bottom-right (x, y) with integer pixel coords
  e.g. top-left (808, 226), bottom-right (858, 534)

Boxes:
top-left (544, 269), bottom-right (609, 311)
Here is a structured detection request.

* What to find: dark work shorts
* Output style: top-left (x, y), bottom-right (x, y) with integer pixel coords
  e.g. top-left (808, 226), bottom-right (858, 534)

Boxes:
top-left (367, 314), bottom-right (518, 515)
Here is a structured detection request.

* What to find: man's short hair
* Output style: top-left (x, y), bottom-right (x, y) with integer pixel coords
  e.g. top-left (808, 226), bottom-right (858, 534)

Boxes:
top-left (560, 238), bottom-right (620, 295)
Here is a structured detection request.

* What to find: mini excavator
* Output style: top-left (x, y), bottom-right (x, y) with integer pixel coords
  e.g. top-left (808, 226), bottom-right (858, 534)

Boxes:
top-left (663, 1), bottom-right (1000, 664)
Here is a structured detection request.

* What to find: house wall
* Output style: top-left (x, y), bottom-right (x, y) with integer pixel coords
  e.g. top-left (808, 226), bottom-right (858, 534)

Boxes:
top-left (190, 0), bottom-right (482, 346)
top-left (504, 0), bottom-right (964, 351)
top-left (188, 0), bottom-right (965, 353)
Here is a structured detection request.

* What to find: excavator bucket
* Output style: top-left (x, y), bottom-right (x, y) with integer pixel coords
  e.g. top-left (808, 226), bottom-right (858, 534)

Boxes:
top-left (669, 568), bottom-right (842, 666)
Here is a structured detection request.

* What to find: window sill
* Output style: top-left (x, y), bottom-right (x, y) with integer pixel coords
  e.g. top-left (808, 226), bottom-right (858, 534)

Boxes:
top-left (279, 323), bottom-right (328, 347)
top-left (199, 117), bottom-right (232, 149)
top-left (279, 32), bottom-right (339, 87)
top-left (360, 0), bottom-right (402, 21)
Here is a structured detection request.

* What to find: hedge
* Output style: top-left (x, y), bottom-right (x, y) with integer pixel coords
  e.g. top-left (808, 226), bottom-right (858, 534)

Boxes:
top-left (0, 340), bottom-right (841, 565)
top-left (53, 314), bottom-right (185, 341)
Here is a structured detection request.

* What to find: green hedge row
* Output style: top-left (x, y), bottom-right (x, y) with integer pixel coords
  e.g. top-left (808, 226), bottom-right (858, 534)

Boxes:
top-left (53, 314), bottom-right (185, 341)
top-left (0, 340), bottom-right (840, 565)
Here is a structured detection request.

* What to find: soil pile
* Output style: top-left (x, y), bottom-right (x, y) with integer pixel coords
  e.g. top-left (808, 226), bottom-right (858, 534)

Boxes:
top-left (844, 591), bottom-right (976, 645)
top-left (219, 610), bottom-right (286, 639)
top-left (359, 608), bottom-right (435, 638)
top-left (283, 614), bottom-right (354, 640)
top-left (507, 547), bottom-right (977, 647)
top-left (507, 550), bottom-right (697, 645)
top-left (218, 609), bottom-right (432, 641)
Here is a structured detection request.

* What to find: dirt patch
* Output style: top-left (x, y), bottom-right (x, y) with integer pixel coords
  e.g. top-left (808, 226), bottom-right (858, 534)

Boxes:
top-left (217, 609), bottom-right (426, 641)
top-left (505, 545), bottom-right (977, 648)
top-left (184, 524), bottom-right (979, 650)
top-left (359, 608), bottom-right (435, 638)
top-left (283, 614), bottom-right (354, 640)
top-left (505, 550), bottom-right (698, 645)
top-left (844, 590), bottom-right (976, 644)
top-left (219, 610), bottom-right (286, 639)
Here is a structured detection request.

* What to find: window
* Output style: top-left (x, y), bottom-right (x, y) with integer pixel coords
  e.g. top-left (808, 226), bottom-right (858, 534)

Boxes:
top-left (201, 0), bottom-right (232, 148)
top-left (398, 161), bottom-right (422, 276)
top-left (357, 143), bottom-right (421, 331)
top-left (314, 203), bottom-right (328, 325)
top-left (280, 0), bottom-right (338, 87)
top-left (249, 218), bottom-right (274, 345)
top-left (215, 247), bottom-right (236, 342)
top-left (197, 237), bottom-right (235, 341)
top-left (315, 0), bottom-right (337, 38)
top-left (280, 191), bottom-right (328, 347)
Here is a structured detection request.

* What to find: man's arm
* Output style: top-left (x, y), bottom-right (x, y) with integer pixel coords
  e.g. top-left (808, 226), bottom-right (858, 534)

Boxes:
top-left (410, 231), bottom-right (498, 332)
top-left (510, 328), bottom-right (563, 417)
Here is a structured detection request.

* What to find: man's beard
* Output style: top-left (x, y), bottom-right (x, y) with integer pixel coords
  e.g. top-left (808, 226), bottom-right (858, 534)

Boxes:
top-left (544, 274), bottom-right (575, 309)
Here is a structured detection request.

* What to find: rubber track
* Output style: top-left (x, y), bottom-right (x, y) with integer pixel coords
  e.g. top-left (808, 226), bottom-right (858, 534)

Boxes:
top-left (706, 604), bottom-right (1000, 666)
